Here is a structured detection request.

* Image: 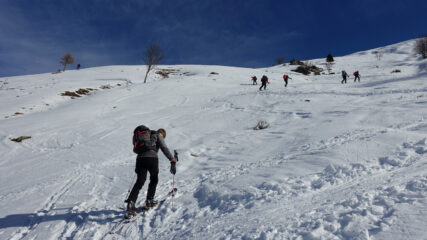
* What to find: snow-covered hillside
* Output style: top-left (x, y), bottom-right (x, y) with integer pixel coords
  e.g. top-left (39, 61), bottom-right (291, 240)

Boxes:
top-left (1, 39), bottom-right (426, 240)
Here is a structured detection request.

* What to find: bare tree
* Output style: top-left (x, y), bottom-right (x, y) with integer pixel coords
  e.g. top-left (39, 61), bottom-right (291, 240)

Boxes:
top-left (143, 44), bottom-right (164, 83)
top-left (414, 35), bottom-right (427, 59)
top-left (276, 57), bottom-right (285, 65)
top-left (372, 50), bottom-right (383, 61)
top-left (326, 61), bottom-right (333, 74)
top-left (60, 52), bottom-right (75, 71)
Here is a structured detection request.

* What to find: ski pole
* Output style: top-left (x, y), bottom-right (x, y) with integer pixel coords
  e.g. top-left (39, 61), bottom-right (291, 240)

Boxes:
top-left (125, 173), bottom-right (136, 202)
top-left (172, 150), bottom-right (179, 209)
top-left (172, 174), bottom-right (175, 209)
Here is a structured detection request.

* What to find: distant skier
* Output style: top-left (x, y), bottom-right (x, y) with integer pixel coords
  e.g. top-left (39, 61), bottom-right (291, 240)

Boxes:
top-left (341, 70), bottom-right (349, 84)
top-left (125, 126), bottom-right (177, 214)
top-left (353, 71), bottom-right (360, 82)
top-left (251, 76), bottom-right (257, 85)
top-left (77, 64), bottom-right (81, 70)
top-left (283, 74), bottom-right (292, 87)
top-left (259, 75), bottom-right (268, 90)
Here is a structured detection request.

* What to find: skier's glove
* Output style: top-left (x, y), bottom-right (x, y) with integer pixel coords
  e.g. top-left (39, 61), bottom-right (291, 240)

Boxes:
top-left (170, 162), bottom-right (176, 175)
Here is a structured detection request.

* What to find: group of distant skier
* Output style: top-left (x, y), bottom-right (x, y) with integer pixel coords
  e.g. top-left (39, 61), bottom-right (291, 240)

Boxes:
top-left (341, 70), bottom-right (361, 84)
top-left (251, 74), bottom-right (292, 91)
top-left (251, 70), bottom-right (361, 90)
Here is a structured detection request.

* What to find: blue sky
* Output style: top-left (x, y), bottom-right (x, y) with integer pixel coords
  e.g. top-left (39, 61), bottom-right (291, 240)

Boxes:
top-left (1, 0), bottom-right (426, 77)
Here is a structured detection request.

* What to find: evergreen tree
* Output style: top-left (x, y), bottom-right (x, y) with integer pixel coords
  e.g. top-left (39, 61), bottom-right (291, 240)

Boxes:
top-left (326, 54), bottom-right (334, 62)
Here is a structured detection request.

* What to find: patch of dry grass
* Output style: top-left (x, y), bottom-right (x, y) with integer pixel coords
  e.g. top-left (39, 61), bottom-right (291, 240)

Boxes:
top-left (156, 68), bottom-right (180, 78)
top-left (10, 136), bottom-right (31, 142)
top-left (60, 88), bottom-right (97, 99)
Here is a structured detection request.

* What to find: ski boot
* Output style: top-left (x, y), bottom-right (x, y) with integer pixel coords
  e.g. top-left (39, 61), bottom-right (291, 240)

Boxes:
top-left (124, 200), bottom-right (137, 219)
top-left (145, 199), bottom-right (158, 208)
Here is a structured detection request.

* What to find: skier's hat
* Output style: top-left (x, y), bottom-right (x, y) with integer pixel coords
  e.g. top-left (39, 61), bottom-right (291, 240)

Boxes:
top-left (158, 128), bottom-right (166, 138)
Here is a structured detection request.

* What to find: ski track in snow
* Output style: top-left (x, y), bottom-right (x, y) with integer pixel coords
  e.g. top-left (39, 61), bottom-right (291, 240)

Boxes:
top-left (156, 130), bottom-right (426, 239)
top-left (0, 40), bottom-right (427, 240)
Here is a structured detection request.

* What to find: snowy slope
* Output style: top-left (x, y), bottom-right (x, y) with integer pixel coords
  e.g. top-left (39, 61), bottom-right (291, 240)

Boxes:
top-left (0, 39), bottom-right (426, 240)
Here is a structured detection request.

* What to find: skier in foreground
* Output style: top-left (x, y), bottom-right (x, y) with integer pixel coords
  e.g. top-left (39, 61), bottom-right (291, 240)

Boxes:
top-left (125, 126), bottom-right (177, 214)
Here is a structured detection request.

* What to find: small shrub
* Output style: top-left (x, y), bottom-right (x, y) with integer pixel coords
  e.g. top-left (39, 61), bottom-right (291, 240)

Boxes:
top-left (292, 65), bottom-right (311, 75)
top-left (326, 54), bottom-right (334, 62)
top-left (391, 69), bottom-right (401, 73)
top-left (310, 65), bottom-right (323, 74)
top-left (100, 85), bottom-right (111, 89)
top-left (290, 59), bottom-right (304, 65)
top-left (291, 62), bottom-right (323, 75)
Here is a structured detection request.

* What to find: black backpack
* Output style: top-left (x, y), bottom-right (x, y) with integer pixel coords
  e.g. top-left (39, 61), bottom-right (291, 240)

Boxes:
top-left (132, 125), bottom-right (157, 154)
top-left (261, 75), bottom-right (268, 83)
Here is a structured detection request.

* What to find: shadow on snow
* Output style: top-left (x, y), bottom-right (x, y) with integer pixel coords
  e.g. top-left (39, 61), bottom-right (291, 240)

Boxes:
top-left (0, 208), bottom-right (123, 229)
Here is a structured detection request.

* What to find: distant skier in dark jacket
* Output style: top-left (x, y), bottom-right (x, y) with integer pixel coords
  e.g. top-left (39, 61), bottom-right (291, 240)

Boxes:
top-left (251, 76), bottom-right (257, 85)
top-left (77, 64), bottom-right (81, 70)
top-left (283, 74), bottom-right (292, 87)
top-left (353, 71), bottom-right (360, 82)
top-left (259, 75), bottom-right (268, 90)
top-left (126, 127), bottom-right (177, 213)
top-left (341, 70), bottom-right (349, 84)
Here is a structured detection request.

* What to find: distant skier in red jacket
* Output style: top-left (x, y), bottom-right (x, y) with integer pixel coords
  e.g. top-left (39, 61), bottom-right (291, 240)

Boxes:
top-left (283, 74), bottom-right (292, 87)
top-left (251, 76), bottom-right (257, 85)
top-left (353, 71), bottom-right (360, 82)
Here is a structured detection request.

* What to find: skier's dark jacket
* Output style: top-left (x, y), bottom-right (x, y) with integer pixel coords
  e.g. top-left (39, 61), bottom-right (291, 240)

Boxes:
top-left (139, 131), bottom-right (174, 160)
top-left (261, 76), bottom-right (268, 83)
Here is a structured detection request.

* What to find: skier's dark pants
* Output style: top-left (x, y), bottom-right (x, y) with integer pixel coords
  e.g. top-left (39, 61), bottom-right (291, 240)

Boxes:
top-left (259, 82), bottom-right (267, 90)
top-left (284, 79), bottom-right (288, 87)
top-left (128, 157), bottom-right (159, 203)
top-left (341, 76), bottom-right (347, 84)
top-left (354, 76), bottom-right (360, 82)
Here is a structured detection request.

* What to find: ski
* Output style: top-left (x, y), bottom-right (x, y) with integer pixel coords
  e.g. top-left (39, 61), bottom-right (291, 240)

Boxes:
top-left (142, 187), bottom-right (177, 212)
top-left (109, 188), bottom-right (178, 235)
